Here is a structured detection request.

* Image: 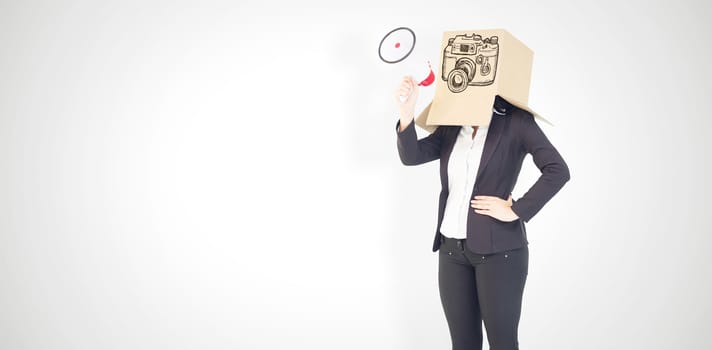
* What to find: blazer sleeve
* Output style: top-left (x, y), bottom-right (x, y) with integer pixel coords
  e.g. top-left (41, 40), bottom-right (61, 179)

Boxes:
top-left (510, 113), bottom-right (571, 223)
top-left (395, 118), bottom-right (445, 166)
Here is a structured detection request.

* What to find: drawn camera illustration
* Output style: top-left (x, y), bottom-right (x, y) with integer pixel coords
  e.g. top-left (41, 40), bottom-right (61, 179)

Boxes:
top-left (441, 33), bottom-right (499, 93)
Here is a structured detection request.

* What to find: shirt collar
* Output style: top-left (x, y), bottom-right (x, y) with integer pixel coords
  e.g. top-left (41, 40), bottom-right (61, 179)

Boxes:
top-left (460, 123), bottom-right (488, 135)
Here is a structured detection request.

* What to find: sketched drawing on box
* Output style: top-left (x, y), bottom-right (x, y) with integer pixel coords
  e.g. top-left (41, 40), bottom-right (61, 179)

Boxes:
top-left (442, 33), bottom-right (499, 93)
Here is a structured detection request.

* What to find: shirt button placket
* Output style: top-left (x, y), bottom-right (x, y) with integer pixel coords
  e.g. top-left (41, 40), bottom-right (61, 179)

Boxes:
top-left (461, 140), bottom-right (473, 236)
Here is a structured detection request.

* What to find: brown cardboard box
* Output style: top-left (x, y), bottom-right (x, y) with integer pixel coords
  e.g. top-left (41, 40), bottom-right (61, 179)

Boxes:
top-left (415, 29), bottom-right (551, 132)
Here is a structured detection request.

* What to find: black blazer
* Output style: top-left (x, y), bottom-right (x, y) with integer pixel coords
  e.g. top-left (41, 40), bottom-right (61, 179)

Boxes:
top-left (396, 107), bottom-right (570, 254)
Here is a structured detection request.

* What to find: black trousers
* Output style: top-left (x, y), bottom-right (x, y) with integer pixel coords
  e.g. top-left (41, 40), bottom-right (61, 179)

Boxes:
top-left (438, 235), bottom-right (529, 350)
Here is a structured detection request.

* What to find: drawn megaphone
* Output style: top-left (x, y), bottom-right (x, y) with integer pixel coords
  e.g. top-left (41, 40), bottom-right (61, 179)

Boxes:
top-left (379, 27), bottom-right (436, 101)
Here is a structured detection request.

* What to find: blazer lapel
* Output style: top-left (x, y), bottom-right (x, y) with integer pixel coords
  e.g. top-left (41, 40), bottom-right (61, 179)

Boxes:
top-left (474, 115), bottom-right (505, 183)
top-left (440, 126), bottom-right (459, 191)
top-left (442, 126), bottom-right (458, 161)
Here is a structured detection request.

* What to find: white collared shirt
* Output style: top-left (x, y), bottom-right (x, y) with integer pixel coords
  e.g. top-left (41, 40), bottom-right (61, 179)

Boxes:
top-left (439, 123), bottom-right (490, 239)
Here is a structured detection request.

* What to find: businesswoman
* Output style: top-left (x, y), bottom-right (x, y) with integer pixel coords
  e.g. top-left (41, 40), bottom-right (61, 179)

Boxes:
top-left (393, 76), bottom-right (570, 350)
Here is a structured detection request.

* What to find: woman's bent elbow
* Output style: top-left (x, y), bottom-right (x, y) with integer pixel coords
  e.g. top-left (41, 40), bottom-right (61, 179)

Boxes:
top-left (559, 163), bottom-right (571, 184)
top-left (397, 148), bottom-right (418, 166)
top-left (399, 156), bottom-right (418, 166)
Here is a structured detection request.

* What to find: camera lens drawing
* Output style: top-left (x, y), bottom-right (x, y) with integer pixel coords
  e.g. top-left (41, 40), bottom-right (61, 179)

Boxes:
top-left (442, 33), bottom-right (499, 93)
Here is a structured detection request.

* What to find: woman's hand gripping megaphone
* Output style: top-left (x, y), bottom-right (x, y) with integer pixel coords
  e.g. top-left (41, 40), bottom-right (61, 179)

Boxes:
top-left (394, 75), bottom-right (419, 131)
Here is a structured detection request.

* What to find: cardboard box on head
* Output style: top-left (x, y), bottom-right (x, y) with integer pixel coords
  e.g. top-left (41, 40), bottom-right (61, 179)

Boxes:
top-left (415, 28), bottom-right (551, 133)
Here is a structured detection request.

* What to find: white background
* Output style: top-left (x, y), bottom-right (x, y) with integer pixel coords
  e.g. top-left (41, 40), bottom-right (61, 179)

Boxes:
top-left (1, 1), bottom-right (711, 349)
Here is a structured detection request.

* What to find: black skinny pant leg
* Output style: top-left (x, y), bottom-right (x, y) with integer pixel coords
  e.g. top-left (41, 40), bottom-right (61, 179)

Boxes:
top-left (438, 236), bottom-right (529, 350)
top-left (438, 247), bottom-right (484, 349)
top-left (473, 245), bottom-right (528, 350)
